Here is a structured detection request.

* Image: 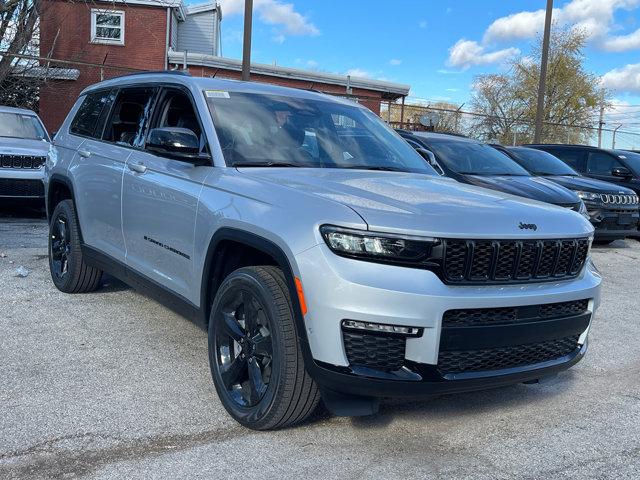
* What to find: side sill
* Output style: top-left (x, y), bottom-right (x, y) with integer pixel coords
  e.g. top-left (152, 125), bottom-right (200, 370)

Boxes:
top-left (81, 244), bottom-right (206, 329)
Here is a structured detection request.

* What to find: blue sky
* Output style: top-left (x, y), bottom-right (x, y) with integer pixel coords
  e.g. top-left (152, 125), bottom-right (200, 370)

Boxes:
top-left (209, 0), bottom-right (640, 136)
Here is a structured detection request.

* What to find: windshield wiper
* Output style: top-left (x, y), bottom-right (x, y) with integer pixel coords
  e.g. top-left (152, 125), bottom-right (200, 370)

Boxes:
top-left (342, 165), bottom-right (406, 172)
top-left (232, 161), bottom-right (301, 168)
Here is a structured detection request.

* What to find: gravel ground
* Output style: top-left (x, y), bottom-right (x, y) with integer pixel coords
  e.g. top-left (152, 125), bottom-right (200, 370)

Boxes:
top-left (1, 206), bottom-right (640, 479)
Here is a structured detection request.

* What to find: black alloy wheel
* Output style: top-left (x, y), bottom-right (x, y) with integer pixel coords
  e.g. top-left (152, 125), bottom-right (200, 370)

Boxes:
top-left (50, 213), bottom-right (71, 280)
top-left (48, 200), bottom-right (103, 293)
top-left (208, 266), bottom-right (320, 430)
top-left (215, 288), bottom-right (273, 407)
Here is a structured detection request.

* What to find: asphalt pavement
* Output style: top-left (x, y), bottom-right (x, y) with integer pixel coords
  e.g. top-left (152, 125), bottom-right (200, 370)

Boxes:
top-left (1, 206), bottom-right (639, 479)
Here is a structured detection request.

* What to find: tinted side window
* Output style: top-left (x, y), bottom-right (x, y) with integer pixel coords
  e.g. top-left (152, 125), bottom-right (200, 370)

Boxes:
top-left (587, 152), bottom-right (623, 175)
top-left (548, 149), bottom-right (586, 172)
top-left (70, 90), bottom-right (114, 138)
top-left (149, 88), bottom-right (205, 152)
top-left (103, 87), bottom-right (157, 147)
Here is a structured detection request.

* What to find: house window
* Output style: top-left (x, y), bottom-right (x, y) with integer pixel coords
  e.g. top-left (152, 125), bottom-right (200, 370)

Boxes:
top-left (91, 9), bottom-right (125, 45)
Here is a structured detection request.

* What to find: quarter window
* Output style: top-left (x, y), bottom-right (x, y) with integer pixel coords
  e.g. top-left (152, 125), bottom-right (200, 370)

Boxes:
top-left (91, 9), bottom-right (124, 45)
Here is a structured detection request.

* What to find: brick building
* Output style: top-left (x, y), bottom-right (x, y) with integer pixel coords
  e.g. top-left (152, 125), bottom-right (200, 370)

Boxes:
top-left (39, 0), bottom-right (410, 132)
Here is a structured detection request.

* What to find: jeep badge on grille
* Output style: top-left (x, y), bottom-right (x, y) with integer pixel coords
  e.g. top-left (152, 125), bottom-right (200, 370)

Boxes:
top-left (519, 222), bottom-right (538, 231)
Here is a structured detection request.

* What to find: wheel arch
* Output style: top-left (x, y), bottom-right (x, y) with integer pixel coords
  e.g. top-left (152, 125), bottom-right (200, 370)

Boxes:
top-left (200, 228), bottom-right (313, 361)
top-left (47, 174), bottom-right (76, 220)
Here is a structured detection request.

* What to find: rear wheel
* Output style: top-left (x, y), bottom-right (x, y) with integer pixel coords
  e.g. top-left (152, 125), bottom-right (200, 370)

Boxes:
top-left (48, 200), bottom-right (103, 293)
top-left (208, 266), bottom-right (320, 430)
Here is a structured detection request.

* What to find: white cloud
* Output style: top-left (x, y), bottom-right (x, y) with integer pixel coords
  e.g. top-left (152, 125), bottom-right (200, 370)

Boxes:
top-left (389, 59), bottom-right (402, 66)
top-left (437, 69), bottom-right (464, 74)
top-left (419, 20), bottom-right (427, 29)
top-left (447, 39), bottom-right (520, 69)
top-left (272, 34), bottom-right (286, 44)
top-left (484, 9), bottom-right (548, 42)
top-left (219, 0), bottom-right (319, 39)
top-left (305, 59), bottom-right (319, 69)
top-left (345, 68), bottom-right (370, 78)
top-left (602, 28), bottom-right (640, 51)
top-left (601, 63), bottom-right (640, 93)
top-left (480, 0), bottom-right (640, 48)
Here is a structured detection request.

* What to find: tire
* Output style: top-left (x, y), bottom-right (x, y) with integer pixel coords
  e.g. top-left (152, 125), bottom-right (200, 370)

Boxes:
top-left (208, 266), bottom-right (320, 430)
top-left (48, 199), bottom-right (103, 293)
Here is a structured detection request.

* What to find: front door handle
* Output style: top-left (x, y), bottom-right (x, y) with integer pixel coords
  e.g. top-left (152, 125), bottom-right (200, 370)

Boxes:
top-left (128, 162), bottom-right (147, 174)
top-left (78, 149), bottom-right (92, 158)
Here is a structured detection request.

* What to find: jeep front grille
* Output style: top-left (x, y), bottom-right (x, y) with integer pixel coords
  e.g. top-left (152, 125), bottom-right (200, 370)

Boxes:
top-left (443, 238), bottom-right (590, 284)
top-left (599, 193), bottom-right (638, 205)
top-left (0, 155), bottom-right (46, 170)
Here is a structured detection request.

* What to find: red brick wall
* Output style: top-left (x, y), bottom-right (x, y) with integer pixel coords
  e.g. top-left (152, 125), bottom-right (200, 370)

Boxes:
top-left (186, 65), bottom-right (384, 114)
top-left (39, 0), bottom-right (168, 132)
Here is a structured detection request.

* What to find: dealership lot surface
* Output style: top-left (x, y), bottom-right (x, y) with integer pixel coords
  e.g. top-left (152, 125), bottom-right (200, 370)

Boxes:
top-left (1, 211), bottom-right (639, 480)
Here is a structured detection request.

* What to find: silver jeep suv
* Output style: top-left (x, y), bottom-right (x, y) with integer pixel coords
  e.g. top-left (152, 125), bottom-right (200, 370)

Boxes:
top-left (44, 72), bottom-right (601, 430)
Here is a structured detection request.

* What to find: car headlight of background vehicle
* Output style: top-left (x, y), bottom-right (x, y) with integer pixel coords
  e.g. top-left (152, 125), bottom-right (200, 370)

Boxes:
top-left (319, 225), bottom-right (440, 265)
top-left (575, 191), bottom-right (601, 203)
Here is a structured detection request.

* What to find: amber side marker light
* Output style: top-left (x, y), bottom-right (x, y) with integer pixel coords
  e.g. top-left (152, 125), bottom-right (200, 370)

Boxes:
top-left (294, 277), bottom-right (308, 316)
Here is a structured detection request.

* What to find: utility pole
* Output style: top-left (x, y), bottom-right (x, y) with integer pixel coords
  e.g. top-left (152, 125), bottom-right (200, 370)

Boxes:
top-left (533, 0), bottom-right (553, 143)
top-left (612, 124), bottom-right (622, 148)
top-left (597, 91), bottom-right (605, 148)
top-left (241, 0), bottom-right (253, 81)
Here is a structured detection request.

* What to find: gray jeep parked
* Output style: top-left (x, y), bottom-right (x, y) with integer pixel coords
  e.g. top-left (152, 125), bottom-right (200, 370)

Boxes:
top-left (44, 72), bottom-right (601, 430)
top-left (0, 106), bottom-right (50, 201)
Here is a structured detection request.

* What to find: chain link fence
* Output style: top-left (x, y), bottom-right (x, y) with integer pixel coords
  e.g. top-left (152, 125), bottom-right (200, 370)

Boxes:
top-left (380, 100), bottom-right (640, 150)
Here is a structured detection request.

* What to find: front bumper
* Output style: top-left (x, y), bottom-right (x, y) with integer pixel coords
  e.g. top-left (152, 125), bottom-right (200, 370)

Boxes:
top-left (586, 204), bottom-right (639, 239)
top-left (0, 169), bottom-right (45, 198)
top-left (296, 243), bottom-right (601, 397)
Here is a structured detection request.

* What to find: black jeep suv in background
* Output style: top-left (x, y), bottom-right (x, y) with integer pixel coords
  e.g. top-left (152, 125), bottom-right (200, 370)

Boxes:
top-left (495, 145), bottom-right (640, 243)
top-left (527, 144), bottom-right (640, 241)
top-left (398, 131), bottom-right (584, 212)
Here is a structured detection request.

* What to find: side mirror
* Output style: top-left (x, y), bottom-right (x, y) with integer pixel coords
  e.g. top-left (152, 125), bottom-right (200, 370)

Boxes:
top-left (147, 127), bottom-right (210, 165)
top-left (611, 166), bottom-right (632, 178)
top-left (415, 147), bottom-right (444, 175)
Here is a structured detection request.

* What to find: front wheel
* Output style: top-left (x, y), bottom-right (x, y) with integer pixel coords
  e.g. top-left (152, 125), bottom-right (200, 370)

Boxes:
top-left (208, 266), bottom-right (320, 430)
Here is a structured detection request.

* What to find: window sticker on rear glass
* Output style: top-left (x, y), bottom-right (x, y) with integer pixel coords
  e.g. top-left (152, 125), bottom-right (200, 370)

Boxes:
top-left (205, 90), bottom-right (230, 99)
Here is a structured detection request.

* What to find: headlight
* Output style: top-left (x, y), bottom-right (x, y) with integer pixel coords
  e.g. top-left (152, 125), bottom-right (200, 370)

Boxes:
top-left (575, 191), bottom-right (600, 202)
top-left (320, 225), bottom-right (440, 265)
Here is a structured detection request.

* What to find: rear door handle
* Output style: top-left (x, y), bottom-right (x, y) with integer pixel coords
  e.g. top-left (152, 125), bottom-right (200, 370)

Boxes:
top-left (128, 162), bottom-right (147, 174)
top-left (78, 149), bottom-right (92, 158)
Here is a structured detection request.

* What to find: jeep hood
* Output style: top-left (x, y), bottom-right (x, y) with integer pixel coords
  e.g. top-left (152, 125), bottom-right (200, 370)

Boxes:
top-left (461, 174), bottom-right (580, 206)
top-left (0, 137), bottom-right (50, 156)
top-left (238, 168), bottom-right (594, 239)
top-left (544, 175), bottom-right (636, 194)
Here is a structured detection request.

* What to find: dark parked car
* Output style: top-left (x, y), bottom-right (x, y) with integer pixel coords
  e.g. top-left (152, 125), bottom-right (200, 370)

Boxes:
top-left (527, 144), bottom-right (640, 197)
top-left (398, 131), bottom-right (586, 213)
top-left (494, 145), bottom-right (639, 243)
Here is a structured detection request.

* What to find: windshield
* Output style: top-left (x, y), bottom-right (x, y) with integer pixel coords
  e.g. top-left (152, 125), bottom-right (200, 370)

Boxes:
top-left (424, 138), bottom-right (530, 176)
top-left (204, 91), bottom-right (436, 174)
top-left (613, 150), bottom-right (640, 176)
top-left (0, 112), bottom-right (48, 140)
top-left (508, 147), bottom-right (578, 176)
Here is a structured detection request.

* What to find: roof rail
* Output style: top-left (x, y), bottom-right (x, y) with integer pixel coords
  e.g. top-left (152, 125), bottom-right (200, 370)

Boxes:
top-left (114, 70), bottom-right (192, 79)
